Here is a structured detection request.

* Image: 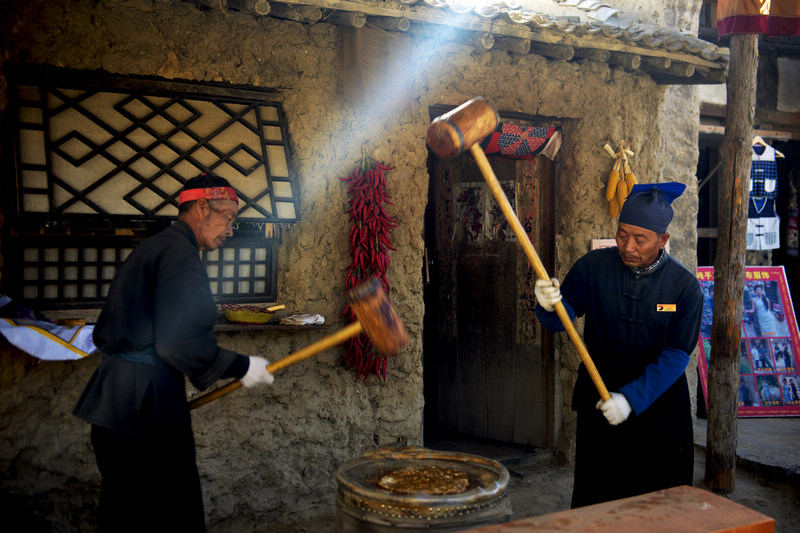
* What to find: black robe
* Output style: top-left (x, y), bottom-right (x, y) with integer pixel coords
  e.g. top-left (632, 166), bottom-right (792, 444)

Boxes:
top-left (74, 220), bottom-right (249, 531)
top-left (537, 247), bottom-right (703, 508)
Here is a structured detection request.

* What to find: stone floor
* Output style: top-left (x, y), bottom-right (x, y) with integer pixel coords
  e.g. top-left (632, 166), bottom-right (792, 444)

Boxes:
top-left (424, 416), bottom-right (800, 532)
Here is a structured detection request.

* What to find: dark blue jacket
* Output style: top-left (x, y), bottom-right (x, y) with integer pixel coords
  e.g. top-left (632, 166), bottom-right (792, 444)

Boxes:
top-left (536, 246), bottom-right (703, 416)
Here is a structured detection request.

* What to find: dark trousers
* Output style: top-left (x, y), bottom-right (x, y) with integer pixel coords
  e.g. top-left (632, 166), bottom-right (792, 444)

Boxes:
top-left (91, 424), bottom-right (205, 532)
top-left (571, 407), bottom-right (693, 509)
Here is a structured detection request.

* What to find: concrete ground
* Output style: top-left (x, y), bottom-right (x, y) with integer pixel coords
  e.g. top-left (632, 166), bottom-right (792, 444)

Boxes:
top-left (425, 416), bottom-right (800, 532)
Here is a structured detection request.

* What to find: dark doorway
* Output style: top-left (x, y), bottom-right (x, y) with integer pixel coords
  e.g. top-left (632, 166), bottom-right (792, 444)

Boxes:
top-left (422, 140), bottom-right (555, 449)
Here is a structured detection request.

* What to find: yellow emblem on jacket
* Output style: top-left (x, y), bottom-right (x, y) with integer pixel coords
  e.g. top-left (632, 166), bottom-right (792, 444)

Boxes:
top-left (657, 304), bottom-right (677, 312)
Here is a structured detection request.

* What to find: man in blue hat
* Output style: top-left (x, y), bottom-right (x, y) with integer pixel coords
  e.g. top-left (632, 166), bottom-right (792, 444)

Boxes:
top-left (534, 182), bottom-right (703, 508)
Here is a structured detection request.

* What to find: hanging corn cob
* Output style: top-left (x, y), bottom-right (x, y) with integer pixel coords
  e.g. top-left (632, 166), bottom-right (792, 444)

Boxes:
top-left (606, 157), bottom-right (622, 218)
top-left (603, 140), bottom-right (637, 219)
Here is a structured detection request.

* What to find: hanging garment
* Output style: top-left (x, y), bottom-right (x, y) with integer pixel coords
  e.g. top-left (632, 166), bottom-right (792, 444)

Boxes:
top-left (746, 197), bottom-right (780, 250)
top-left (750, 143), bottom-right (779, 198)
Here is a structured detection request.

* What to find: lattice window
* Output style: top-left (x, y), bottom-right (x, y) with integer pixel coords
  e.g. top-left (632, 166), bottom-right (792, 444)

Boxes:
top-left (9, 237), bottom-right (135, 304)
top-left (204, 238), bottom-right (279, 300)
top-left (5, 67), bottom-right (295, 309)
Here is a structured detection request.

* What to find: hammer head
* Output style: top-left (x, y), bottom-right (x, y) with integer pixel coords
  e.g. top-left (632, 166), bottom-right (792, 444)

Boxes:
top-left (347, 277), bottom-right (409, 356)
top-left (426, 97), bottom-right (499, 160)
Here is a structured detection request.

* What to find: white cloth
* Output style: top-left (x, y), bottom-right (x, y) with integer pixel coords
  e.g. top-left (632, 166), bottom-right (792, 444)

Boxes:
top-left (0, 317), bottom-right (96, 360)
top-left (278, 314), bottom-right (325, 326)
top-left (542, 130), bottom-right (563, 160)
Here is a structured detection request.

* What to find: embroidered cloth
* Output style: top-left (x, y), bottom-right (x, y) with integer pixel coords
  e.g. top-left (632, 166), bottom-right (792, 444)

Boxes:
top-left (479, 122), bottom-right (561, 160)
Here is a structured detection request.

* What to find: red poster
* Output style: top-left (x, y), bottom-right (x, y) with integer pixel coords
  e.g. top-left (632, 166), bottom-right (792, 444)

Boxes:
top-left (697, 266), bottom-right (800, 417)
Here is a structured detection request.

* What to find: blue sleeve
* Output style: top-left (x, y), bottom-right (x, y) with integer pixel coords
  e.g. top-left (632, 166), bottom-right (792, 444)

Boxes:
top-left (619, 347), bottom-right (690, 415)
top-left (535, 299), bottom-right (576, 332)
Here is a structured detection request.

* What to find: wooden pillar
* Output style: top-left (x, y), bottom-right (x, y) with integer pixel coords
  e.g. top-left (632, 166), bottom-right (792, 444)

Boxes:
top-left (705, 33), bottom-right (759, 494)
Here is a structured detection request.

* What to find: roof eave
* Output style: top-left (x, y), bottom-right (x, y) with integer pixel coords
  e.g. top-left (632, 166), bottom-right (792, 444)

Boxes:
top-left (215, 0), bottom-right (729, 85)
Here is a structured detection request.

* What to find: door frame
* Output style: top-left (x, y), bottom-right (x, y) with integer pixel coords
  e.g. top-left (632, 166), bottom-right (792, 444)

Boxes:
top-left (422, 105), bottom-right (557, 449)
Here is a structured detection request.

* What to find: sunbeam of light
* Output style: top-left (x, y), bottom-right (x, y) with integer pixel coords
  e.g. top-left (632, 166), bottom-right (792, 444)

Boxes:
top-left (305, 18), bottom-right (487, 186)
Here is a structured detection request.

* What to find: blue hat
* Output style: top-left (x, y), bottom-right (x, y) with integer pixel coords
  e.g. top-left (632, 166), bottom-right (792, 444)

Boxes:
top-left (618, 182), bottom-right (686, 233)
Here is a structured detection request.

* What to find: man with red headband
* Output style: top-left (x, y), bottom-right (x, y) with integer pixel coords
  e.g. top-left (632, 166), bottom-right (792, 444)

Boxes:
top-left (534, 182), bottom-right (703, 508)
top-left (74, 174), bottom-right (274, 532)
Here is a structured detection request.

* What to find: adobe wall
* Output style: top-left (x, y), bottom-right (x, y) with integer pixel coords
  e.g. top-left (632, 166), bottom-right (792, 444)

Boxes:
top-left (0, 1), bottom-right (701, 530)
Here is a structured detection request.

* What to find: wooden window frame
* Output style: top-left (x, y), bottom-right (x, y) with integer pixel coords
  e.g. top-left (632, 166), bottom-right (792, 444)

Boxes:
top-left (3, 66), bottom-right (297, 309)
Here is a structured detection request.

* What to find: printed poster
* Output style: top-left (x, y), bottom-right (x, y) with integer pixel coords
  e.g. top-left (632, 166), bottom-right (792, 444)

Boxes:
top-left (453, 181), bottom-right (516, 243)
top-left (697, 266), bottom-right (800, 417)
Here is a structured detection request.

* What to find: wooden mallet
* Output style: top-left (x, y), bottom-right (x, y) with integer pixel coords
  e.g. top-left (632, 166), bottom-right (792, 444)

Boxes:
top-left (426, 97), bottom-right (610, 402)
top-left (188, 276), bottom-right (409, 410)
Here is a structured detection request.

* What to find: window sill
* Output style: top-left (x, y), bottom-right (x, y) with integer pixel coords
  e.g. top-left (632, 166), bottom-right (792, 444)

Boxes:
top-left (214, 321), bottom-right (330, 332)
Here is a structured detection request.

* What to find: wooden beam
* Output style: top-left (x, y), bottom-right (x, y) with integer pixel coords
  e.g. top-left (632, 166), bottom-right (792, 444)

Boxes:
top-left (698, 160), bottom-right (723, 190)
top-left (572, 47), bottom-right (610, 62)
top-left (368, 15), bottom-right (410, 32)
top-left (609, 52), bottom-right (641, 70)
top-left (645, 60), bottom-right (695, 78)
top-left (268, 2), bottom-right (322, 23)
top-left (699, 124), bottom-right (793, 140)
top-left (494, 37), bottom-right (531, 55)
top-left (254, 0), bottom-right (270, 16)
top-left (228, 0), bottom-right (271, 15)
top-left (326, 10), bottom-right (366, 27)
top-left (699, 124), bottom-right (725, 135)
top-left (192, 0), bottom-right (224, 11)
top-left (644, 61), bottom-right (697, 83)
top-left (529, 42), bottom-right (574, 60)
top-left (409, 25), bottom-right (494, 52)
top-left (757, 108), bottom-right (800, 128)
top-left (456, 31), bottom-right (494, 50)
top-left (670, 62), bottom-right (696, 77)
top-left (408, 21), bottom-right (448, 39)
top-left (643, 56), bottom-right (671, 69)
top-left (704, 105), bottom-right (800, 133)
top-left (701, 102), bottom-right (727, 118)
top-left (695, 65), bottom-right (728, 83)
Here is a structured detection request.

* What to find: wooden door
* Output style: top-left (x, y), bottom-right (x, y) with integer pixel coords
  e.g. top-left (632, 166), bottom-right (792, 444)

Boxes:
top-left (423, 153), bottom-right (553, 447)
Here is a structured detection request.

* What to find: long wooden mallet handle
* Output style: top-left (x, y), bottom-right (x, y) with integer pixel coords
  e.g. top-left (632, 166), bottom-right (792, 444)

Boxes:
top-left (189, 277), bottom-right (409, 410)
top-left (427, 98), bottom-right (610, 402)
top-left (188, 322), bottom-right (363, 410)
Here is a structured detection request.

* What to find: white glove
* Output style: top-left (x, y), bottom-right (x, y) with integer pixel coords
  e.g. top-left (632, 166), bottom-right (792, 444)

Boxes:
top-left (534, 278), bottom-right (562, 312)
top-left (596, 392), bottom-right (632, 426)
top-left (241, 356), bottom-right (274, 388)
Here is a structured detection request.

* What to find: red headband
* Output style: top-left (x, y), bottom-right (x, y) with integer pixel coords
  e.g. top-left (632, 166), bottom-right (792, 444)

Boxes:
top-left (178, 186), bottom-right (239, 205)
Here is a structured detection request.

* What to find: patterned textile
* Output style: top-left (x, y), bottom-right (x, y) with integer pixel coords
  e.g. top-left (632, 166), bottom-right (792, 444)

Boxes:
top-left (747, 197), bottom-right (780, 251)
top-left (748, 197), bottom-right (778, 219)
top-left (750, 144), bottom-right (779, 198)
top-left (0, 295), bottom-right (96, 360)
top-left (178, 186), bottom-right (239, 205)
top-left (479, 122), bottom-right (561, 160)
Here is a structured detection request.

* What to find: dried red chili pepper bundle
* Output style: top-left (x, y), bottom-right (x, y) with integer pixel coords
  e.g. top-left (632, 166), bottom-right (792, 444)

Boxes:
top-left (339, 152), bottom-right (398, 381)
